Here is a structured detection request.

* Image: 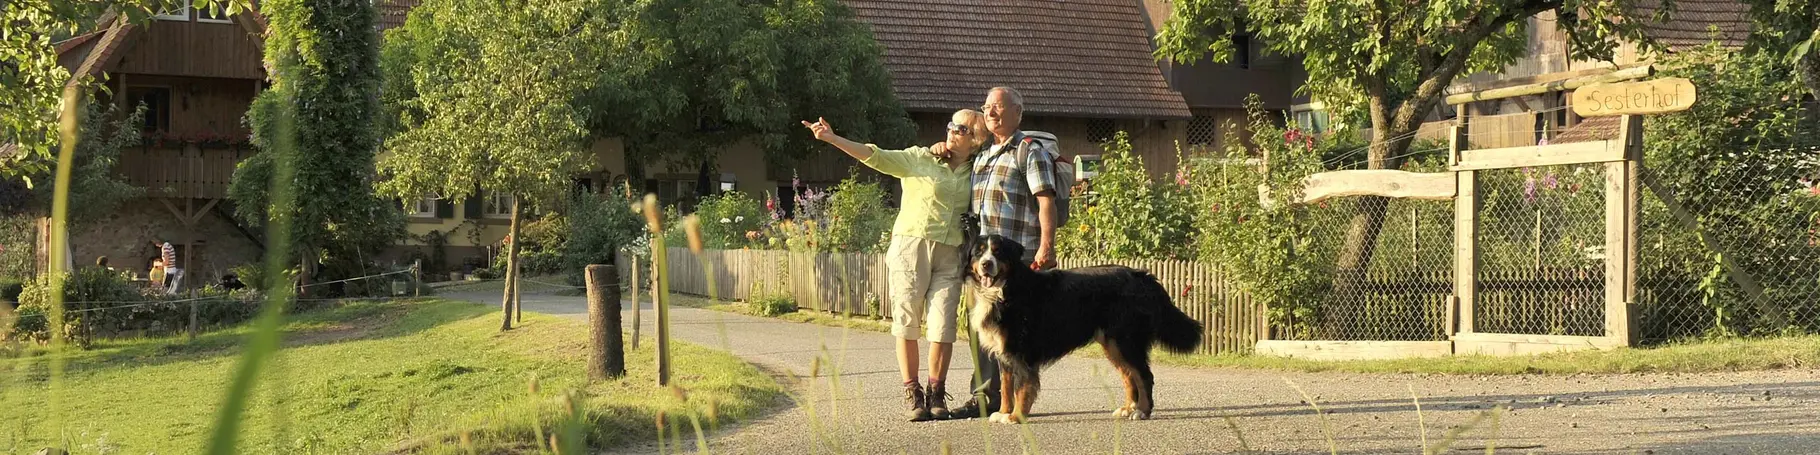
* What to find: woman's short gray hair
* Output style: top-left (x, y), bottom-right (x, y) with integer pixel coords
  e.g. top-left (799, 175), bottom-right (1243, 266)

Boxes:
top-left (987, 86), bottom-right (1024, 110)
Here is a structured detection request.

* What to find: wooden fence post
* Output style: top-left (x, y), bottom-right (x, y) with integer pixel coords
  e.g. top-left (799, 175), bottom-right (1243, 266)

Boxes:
top-left (1452, 110), bottom-right (1478, 337)
top-left (187, 290), bottom-right (199, 342)
top-left (587, 264), bottom-right (624, 380)
top-left (630, 253), bottom-right (641, 350)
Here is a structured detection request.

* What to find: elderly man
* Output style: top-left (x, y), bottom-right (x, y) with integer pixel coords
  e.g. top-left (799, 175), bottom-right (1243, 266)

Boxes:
top-left (949, 86), bottom-right (1061, 420)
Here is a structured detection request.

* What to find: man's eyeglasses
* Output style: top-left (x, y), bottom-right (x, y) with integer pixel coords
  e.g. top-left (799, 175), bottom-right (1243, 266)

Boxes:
top-left (980, 103), bottom-right (1013, 113)
top-left (947, 122), bottom-right (970, 134)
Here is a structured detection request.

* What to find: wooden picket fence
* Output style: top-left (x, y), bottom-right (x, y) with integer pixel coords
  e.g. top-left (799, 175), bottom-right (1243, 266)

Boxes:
top-left (620, 248), bottom-right (1266, 355)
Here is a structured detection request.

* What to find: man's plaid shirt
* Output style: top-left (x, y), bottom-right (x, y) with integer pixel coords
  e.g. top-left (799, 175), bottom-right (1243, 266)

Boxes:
top-left (971, 132), bottom-right (1058, 253)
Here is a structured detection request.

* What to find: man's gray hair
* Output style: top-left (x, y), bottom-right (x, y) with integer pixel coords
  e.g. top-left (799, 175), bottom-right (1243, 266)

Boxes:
top-left (988, 86), bottom-right (1024, 110)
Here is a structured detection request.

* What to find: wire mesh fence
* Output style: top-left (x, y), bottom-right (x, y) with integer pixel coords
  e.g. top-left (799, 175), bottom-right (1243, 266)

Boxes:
top-left (1296, 196), bottom-right (1455, 341)
top-left (1636, 146), bottom-right (1820, 342)
top-left (1474, 163), bottom-right (1607, 337)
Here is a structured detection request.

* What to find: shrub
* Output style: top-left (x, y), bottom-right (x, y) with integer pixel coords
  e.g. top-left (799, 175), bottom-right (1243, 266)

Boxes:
top-left (0, 278), bottom-right (22, 302)
top-left (692, 191), bottom-right (766, 249)
top-left (1057, 131), bottom-right (1197, 260)
top-left (0, 215), bottom-right (33, 279)
top-left (12, 268), bottom-right (147, 346)
top-left (748, 292), bottom-right (798, 317)
top-left (566, 193), bottom-right (645, 273)
top-left (1186, 97), bottom-right (1338, 338)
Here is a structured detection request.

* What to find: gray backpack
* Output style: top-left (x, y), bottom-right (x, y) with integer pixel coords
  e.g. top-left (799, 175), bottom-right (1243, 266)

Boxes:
top-left (1015, 131), bottom-right (1073, 227)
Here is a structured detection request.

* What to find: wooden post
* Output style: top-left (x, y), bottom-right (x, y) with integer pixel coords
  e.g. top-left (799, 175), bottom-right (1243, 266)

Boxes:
top-left (412, 259), bottom-right (422, 298)
top-left (187, 290), bottom-right (199, 342)
top-left (630, 254), bottom-right (642, 350)
top-left (1452, 111), bottom-right (1478, 337)
top-left (587, 264), bottom-right (624, 380)
top-left (643, 195), bottom-right (672, 386)
top-left (1603, 115), bottom-right (1643, 347)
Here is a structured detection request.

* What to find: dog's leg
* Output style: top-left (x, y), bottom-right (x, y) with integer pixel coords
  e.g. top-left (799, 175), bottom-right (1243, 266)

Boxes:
top-left (1009, 371), bottom-right (1039, 424)
top-left (1102, 338), bottom-right (1140, 418)
top-left (990, 366), bottom-right (1016, 424)
top-left (1118, 337), bottom-right (1157, 420)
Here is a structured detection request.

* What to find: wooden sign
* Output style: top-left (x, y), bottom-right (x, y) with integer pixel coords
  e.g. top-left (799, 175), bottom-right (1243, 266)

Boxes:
top-left (1572, 78), bottom-right (1697, 117)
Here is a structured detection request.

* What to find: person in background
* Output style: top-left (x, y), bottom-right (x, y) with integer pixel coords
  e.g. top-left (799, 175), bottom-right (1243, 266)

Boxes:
top-left (148, 257), bottom-right (166, 290)
top-left (152, 240), bottom-right (182, 294)
top-left (802, 109), bottom-right (990, 421)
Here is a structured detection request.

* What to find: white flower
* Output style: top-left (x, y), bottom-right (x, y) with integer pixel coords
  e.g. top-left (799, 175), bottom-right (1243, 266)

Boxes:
top-left (720, 218), bottom-right (731, 224)
top-left (735, 216), bottom-right (745, 223)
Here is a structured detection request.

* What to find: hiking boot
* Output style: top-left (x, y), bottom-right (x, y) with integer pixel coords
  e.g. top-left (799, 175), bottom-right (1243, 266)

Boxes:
top-left (904, 381), bottom-right (933, 422)
top-left (949, 396), bottom-right (981, 420)
top-left (926, 379), bottom-right (953, 420)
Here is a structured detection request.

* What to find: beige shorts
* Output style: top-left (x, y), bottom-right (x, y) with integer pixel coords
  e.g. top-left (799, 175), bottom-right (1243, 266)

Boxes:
top-left (886, 235), bottom-right (963, 343)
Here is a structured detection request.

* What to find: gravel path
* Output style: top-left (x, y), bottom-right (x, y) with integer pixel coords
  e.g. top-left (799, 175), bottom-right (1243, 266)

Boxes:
top-left (448, 290), bottom-right (1820, 454)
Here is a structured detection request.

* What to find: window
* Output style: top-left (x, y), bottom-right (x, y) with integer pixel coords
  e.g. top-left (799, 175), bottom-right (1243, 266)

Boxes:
top-left (1187, 112), bottom-right (1218, 146)
top-left (1293, 109), bottom-right (1330, 134)
top-left (406, 198), bottom-right (437, 218)
top-left (1233, 33), bottom-right (1253, 69)
top-left (154, 0), bottom-right (192, 21)
top-left (482, 193), bottom-right (515, 218)
top-left (1086, 118), bottom-right (1116, 144)
top-left (197, 1), bottom-right (233, 23)
top-left (126, 87), bottom-right (172, 133)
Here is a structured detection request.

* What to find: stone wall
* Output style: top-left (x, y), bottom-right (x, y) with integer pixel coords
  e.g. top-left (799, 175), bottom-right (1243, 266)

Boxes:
top-left (70, 199), bottom-right (264, 288)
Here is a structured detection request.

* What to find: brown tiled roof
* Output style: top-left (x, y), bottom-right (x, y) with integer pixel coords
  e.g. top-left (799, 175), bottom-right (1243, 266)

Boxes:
top-left (376, 0), bottom-right (421, 32)
top-left (845, 0), bottom-right (1192, 120)
top-left (1634, 0), bottom-right (1753, 50)
top-left (1550, 116), bottom-right (1621, 144)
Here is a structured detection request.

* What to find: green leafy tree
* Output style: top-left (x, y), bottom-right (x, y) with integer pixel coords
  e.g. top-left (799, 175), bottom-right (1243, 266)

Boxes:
top-left (28, 102), bottom-right (146, 227)
top-left (1745, 0), bottom-right (1819, 99)
top-left (377, 0), bottom-right (602, 329)
top-left (586, 0), bottom-right (915, 186)
top-left (1157, 0), bottom-right (1666, 277)
top-left (1, 0), bottom-right (249, 181)
top-left (229, 0), bottom-right (402, 295)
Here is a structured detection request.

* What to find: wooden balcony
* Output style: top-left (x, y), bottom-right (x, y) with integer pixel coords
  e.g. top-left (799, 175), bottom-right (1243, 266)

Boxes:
top-left (117, 146), bottom-right (256, 200)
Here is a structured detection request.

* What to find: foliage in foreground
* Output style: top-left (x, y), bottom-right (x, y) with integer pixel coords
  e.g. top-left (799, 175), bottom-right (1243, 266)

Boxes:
top-left (0, 299), bottom-right (783, 454)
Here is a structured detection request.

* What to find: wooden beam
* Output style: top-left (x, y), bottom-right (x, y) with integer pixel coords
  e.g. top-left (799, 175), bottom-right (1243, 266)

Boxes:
top-left (1446, 65), bottom-right (1654, 105)
top-left (1602, 115), bottom-right (1640, 346)
top-left (1454, 332), bottom-right (1622, 356)
top-left (189, 198), bottom-right (220, 226)
top-left (1300, 170), bottom-right (1456, 204)
top-left (1451, 140), bottom-right (1627, 171)
top-left (1254, 340), bottom-right (1453, 361)
top-left (159, 198), bottom-right (187, 223)
top-left (1452, 121), bottom-right (1480, 335)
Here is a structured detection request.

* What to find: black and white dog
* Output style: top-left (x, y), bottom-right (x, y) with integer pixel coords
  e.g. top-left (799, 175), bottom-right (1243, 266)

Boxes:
top-left (966, 235), bottom-right (1203, 423)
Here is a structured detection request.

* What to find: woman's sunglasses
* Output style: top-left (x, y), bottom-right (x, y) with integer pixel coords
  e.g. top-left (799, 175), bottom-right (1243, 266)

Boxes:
top-left (947, 122), bottom-right (970, 135)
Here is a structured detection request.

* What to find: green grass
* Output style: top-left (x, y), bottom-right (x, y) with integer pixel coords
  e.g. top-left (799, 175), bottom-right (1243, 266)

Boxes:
top-left (0, 298), bottom-right (784, 454)
top-left (667, 292), bottom-right (1820, 376)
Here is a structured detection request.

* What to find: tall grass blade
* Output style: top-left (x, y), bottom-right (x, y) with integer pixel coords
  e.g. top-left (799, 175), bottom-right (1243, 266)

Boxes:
top-left (1410, 383), bottom-right (1428, 454)
top-left (1283, 377), bottom-right (1337, 455)
top-left (202, 83), bottom-right (297, 455)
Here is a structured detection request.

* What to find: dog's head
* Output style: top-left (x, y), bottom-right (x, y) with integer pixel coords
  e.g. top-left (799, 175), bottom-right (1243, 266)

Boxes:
top-left (969, 234), bottom-right (1027, 288)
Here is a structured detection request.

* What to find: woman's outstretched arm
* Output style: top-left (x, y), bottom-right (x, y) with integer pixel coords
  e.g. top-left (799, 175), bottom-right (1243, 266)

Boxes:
top-left (801, 117), bottom-right (872, 160)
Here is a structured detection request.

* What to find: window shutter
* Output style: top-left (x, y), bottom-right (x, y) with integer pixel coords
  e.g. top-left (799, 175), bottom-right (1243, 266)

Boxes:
top-left (434, 199), bottom-right (454, 218)
top-left (464, 195), bottom-right (484, 219)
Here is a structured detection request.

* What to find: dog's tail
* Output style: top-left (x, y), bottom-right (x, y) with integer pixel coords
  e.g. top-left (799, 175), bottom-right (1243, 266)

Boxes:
top-left (1134, 270), bottom-right (1204, 354)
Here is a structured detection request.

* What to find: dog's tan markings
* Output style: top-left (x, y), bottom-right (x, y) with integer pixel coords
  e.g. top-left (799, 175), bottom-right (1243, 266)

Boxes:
top-left (1011, 371), bottom-right (1039, 423)
top-left (990, 368), bottom-right (1018, 424)
top-left (1092, 336), bottom-right (1135, 416)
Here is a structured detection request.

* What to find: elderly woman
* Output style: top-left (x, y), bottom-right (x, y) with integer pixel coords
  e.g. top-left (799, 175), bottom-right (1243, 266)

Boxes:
top-left (802, 109), bottom-right (988, 422)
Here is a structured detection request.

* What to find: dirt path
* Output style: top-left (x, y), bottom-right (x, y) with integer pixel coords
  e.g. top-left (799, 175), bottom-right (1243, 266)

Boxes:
top-left (449, 290), bottom-right (1820, 454)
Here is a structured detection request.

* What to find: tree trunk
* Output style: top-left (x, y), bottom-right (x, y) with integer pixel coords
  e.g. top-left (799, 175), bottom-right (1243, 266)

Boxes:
top-left (1801, 50), bottom-right (1820, 103)
top-left (1333, 115), bottom-right (1421, 285)
top-left (500, 199), bottom-right (523, 331)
